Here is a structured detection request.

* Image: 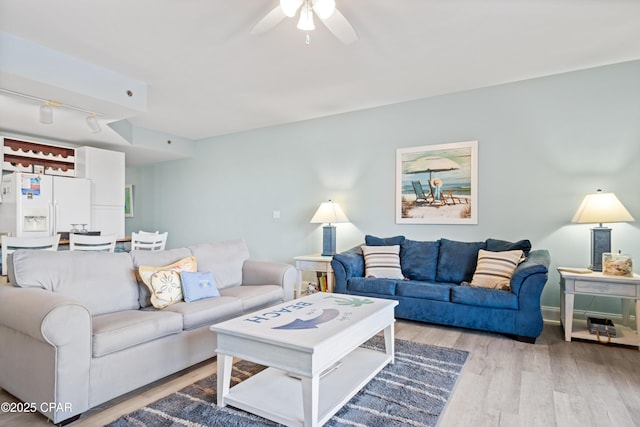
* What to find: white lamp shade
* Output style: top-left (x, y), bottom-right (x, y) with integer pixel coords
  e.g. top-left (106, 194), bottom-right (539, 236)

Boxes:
top-left (310, 201), bottom-right (349, 224)
top-left (571, 192), bottom-right (635, 224)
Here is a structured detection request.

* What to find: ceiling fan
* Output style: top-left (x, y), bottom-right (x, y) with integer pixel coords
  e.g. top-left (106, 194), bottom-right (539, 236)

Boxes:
top-left (251, 0), bottom-right (358, 45)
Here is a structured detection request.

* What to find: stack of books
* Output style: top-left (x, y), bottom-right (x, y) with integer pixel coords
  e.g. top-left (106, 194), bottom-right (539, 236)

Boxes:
top-left (587, 317), bottom-right (617, 337)
top-left (317, 272), bottom-right (328, 292)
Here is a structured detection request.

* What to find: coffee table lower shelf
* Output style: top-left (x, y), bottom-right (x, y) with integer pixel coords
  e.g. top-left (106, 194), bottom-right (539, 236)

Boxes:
top-left (223, 346), bottom-right (391, 427)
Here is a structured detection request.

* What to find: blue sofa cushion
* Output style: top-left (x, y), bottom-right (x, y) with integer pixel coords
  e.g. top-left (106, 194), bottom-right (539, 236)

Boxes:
top-left (365, 235), bottom-right (405, 246)
top-left (451, 285), bottom-right (518, 310)
top-left (400, 239), bottom-right (440, 281)
top-left (436, 238), bottom-right (487, 283)
top-left (486, 238), bottom-right (532, 256)
top-left (347, 277), bottom-right (397, 296)
top-left (396, 280), bottom-right (454, 302)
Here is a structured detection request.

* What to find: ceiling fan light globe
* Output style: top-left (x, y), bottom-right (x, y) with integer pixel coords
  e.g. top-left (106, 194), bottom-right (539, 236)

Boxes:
top-left (280, 0), bottom-right (303, 17)
top-left (312, 0), bottom-right (335, 19)
top-left (297, 7), bottom-right (315, 31)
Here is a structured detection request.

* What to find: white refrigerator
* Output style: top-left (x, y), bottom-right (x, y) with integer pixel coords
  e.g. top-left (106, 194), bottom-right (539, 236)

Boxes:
top-left (0, 172), bottom-right (91, 237)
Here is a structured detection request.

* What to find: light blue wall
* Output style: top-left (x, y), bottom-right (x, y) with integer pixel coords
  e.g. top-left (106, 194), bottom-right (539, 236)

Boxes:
top-left (126, 60), bottom-right (640, 312)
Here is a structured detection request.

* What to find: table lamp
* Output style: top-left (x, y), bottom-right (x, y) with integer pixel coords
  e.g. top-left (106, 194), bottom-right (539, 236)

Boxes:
top-left (310, 200), bottom-right (349, 256)
top-left (571, 189), bottom-right (635, 271)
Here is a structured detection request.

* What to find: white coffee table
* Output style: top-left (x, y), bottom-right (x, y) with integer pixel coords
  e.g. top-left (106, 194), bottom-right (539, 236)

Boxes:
top-left (210, 292), bottom-right (398, 427)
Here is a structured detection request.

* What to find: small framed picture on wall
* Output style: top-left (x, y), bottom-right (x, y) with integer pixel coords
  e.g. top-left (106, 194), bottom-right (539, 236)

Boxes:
top-left (124, 184), bottom-right (134, 217)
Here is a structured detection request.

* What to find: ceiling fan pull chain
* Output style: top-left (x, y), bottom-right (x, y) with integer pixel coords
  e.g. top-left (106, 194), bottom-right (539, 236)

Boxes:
top-left (306, 32), bottom-right (311, 45)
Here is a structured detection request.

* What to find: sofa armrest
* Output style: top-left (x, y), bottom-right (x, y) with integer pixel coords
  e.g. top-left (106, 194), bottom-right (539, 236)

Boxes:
top-left (242, 260), bottom-right (297, 301)
top-left (511, 250), bottom-right (550, 338)
top-left (331, 248), bottom-right (365, 293)
top-left (0, 285), bottom-right (91, 423)
top-left (510, 249), bottom-right (550, 296)
top-left (0, 286), bottom-right (91, 344)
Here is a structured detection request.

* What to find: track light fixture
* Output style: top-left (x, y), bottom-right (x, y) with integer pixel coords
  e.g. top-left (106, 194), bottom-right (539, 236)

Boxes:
top-left (1, 89), bottom-right (102, 134)
top-left (39, 103), bottom-right (54, 124)
top-left (86, 114), bottom-right (101, 133)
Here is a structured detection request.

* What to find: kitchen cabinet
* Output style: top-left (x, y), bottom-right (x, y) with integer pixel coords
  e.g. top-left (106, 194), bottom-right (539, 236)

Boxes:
top-left (75, 147), bottom-right (125, 238)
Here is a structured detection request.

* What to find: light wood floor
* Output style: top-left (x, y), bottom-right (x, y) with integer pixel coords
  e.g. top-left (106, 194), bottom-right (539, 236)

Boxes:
top-left (1, 320), bottom-right (639, 427)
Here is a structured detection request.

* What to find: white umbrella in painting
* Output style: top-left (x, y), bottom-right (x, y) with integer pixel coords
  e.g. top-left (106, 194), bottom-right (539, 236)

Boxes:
top-left (404, 156), bottom-right (460, 200)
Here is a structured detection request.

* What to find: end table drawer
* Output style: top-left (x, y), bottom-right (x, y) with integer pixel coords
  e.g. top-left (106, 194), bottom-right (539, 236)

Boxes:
top-left (297, 260), bottom-right (332, 271)
top-left (575, 280), bottom-right (637, 297)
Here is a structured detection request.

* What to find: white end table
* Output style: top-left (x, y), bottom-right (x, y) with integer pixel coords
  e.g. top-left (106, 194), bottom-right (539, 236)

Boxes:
top-left (294, 255), bottom-right (334, 297)
top-left (558, 268), bottom-right (640, 349)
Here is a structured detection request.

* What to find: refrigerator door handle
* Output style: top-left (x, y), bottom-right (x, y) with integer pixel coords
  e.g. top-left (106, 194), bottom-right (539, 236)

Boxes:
top-left (50, 202), bottom-right (57, 236)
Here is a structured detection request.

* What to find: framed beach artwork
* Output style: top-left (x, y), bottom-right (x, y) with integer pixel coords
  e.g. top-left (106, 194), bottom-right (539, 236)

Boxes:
top-left (396, 140), bottom-right (478, 224)
top-left (124, 184), bottom-right (134, 218)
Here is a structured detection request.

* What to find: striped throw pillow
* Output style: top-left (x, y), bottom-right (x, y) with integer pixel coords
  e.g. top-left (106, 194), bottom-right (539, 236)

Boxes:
top-left (362, 245), bottom-right (404, 279)
top-left (470, 249), bottom-right (524, 290)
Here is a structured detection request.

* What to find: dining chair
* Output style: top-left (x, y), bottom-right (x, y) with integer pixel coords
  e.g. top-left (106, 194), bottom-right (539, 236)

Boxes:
top-left (137, 230), bottom-right (159, 235)
top-left (69, 233), bottom-right (117, 252)
top-left (130, 231), bottom-right (168, 251)
top-left (1, 235), bottom-right (61, 276)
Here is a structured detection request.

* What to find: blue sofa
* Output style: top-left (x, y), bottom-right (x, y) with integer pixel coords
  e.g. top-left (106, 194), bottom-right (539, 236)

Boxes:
top-left (331, 235), bottom-right (550, 343)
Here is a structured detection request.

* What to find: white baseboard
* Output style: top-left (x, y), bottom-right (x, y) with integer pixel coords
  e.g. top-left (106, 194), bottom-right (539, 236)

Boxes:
top-left (542, 306), bottom-right (561, 324)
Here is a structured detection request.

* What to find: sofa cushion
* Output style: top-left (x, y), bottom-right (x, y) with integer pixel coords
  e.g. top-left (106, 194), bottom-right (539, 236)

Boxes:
top-left (436, 238), bottom-right (487, 283)
top-left (180, 271), bottom-right (220, 302)
top-left (486, 238), bottom-right (532, 256)
top-left (365, 235), bottom-right (405, 246)
top-left (139, 257), bottom-right (197, 308)
top-left (400, 239), bottom-right (440, 281)
top-left (362, 245), bottom-right (404, 279)
top-left (92, 310), bottom-right (183, 357)
top-left (219, 285), bottom-right (284, 312)
top-left (188, 239), bottom-right (250, 289)
top-left (451, 285), bottom-right (518, 310)
top-left (347, 277), bottom-right (397, 296)
top-left (131, 247), bottom-right (194, 308)
top-left (470, 249), bottom-right (524, 290)
top-left (395, 280), bottom-right (454, 302)
top-left (164, 296), bottom-right (244, 330)
top-left (10, 250), bottom-right (139, 316)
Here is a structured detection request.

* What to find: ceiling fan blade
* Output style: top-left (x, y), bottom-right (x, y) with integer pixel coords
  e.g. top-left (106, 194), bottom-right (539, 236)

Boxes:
top-left (250, 6), bottom-right (287, 36)
top-left (319, 8), bottom-right (358, 44)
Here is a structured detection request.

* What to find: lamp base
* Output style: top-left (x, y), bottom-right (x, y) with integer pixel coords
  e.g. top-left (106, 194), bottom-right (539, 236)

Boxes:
top-left (590, 226), bottom-right (611, 272)
top-left (321, 225), bottom-right (336, 256)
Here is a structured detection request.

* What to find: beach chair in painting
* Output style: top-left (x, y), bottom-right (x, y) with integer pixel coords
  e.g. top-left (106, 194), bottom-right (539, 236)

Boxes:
top-left (411, 180), bottom-right (445, 206)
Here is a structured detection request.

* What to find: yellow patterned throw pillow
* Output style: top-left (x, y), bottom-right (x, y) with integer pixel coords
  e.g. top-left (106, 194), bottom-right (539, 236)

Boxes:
top-left (138, 256), bottom-right (197, 308)
top-left (470, 249), bottom-right (524, 290)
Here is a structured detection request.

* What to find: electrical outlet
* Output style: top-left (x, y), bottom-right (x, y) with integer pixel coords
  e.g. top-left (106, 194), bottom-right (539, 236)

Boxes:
top-left (273, 210), bottom-right (280, 219)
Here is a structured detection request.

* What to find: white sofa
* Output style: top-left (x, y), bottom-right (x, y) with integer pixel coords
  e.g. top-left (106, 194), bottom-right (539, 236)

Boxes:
top-left (0, 239), bottom-right (296, 424)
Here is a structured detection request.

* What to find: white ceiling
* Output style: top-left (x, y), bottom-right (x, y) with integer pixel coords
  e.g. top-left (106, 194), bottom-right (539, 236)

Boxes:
top-left (1, 0), bottom-right (640, 165)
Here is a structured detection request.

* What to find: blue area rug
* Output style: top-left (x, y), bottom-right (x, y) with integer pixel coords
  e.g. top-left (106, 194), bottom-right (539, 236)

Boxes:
top-left (106, 336), bottom-right (468, 426)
